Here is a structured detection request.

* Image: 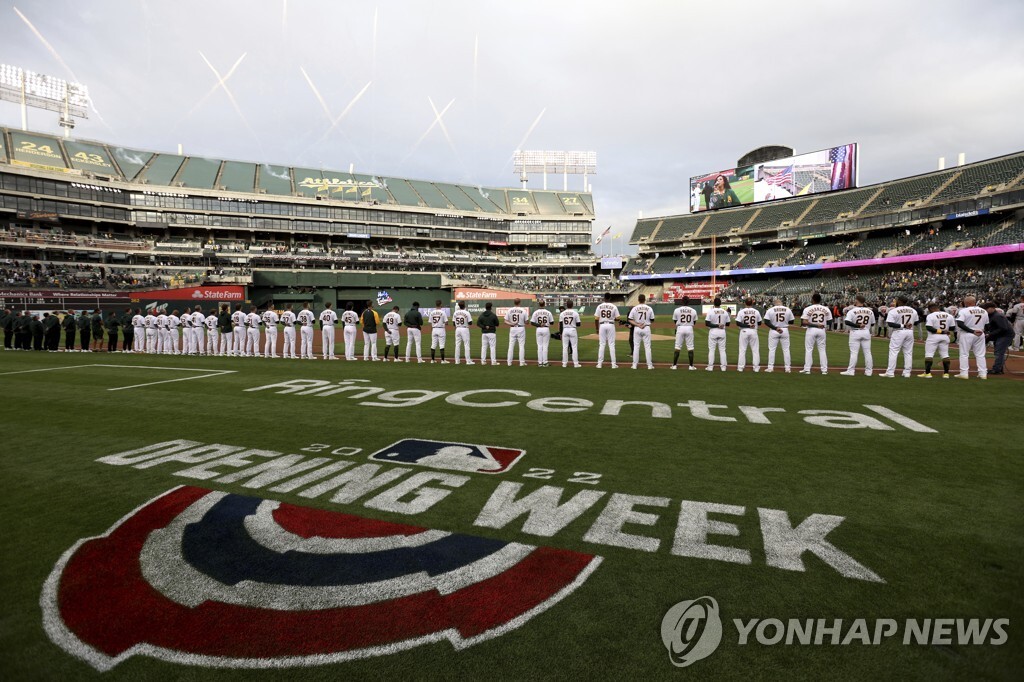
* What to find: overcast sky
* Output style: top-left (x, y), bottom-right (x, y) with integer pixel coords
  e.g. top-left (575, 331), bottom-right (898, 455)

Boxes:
top-left (2, 0), bottom-right (1023, 251)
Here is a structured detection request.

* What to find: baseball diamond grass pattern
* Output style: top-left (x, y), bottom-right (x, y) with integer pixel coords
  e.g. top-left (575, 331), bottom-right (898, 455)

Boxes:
top-left (0, 326), bottom-right (1021, 680)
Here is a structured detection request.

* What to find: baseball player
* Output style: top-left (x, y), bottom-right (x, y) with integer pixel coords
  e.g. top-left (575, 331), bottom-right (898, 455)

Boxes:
top-left (505, 298), bottom-right (529, 366)
top-left (841, 294), bottom-right (876, 376)
top-left (217, 304), bottom-right (233, 356)
top-left (704, 297), bottom-right (731, 372)
top-left (735, 298), bottom-right (762, 372)
top-left (404, 301), bottom-right (424, 363)
top-left (143, 309), bottom-right (157, 353)
top-left (382, 305), bottom-right (403, 362)
top-left (955, 295), bottom-right (989, 380)
top-left (881, 296), bottom-right (919, 377)
top-left (156, 309), bottom-right (170, 354)
top-left (231, 304), bottom-right (247, 356)
top-left (131, 309), bottom-right (145, 353)
top-left (193, 304), bottom-right (206, 356)
top-left (1009, 294), bottom-right (1024, 351)
top-left (763, 299), bottom-right (795, 373)
top-left (920, 301), bottom-right (954, 378)
top-left (531, 300), bottom-right (554, 367)
top-left (179, 309), bottom-right (192, 354)
top-left (800, 293), bottom-right (833, 374)
top-left (340, 303), bottom-right (359, 360)
top-left (594, 293), bottom-right (620, 369)
top-left (476, 301), bottom-right (499, 365)
top-left (297, 303), bottom-right (315, 359)
top-left (279, 304), bottom-right (297, 359)
top-left (428, 299), bottom-right (449, 363)
top-left (628, 294), bottom-right (655, 370)
top-left (166, 309), bottom-right (181, 355)
top-left (204, 310), bottom-right (219, 355)
top-left (319, 302), bottom-right (338, 360)
top-left (262, 306), bottom-right (280, 358)
top-left (452, 301), bottom-right (474, 365)
top-left (361, 300), bottom-right (381, 362)
top-left (246, 306), bottom-right (262, 357)
top-left (559, 300), bottom-right (582, 368)
top-left (670, 301), bottom-right (698, 370)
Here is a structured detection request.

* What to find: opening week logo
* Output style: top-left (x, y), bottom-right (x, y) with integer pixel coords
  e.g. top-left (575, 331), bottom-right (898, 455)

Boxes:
top-left (42, 486), bottom-right (602, 670)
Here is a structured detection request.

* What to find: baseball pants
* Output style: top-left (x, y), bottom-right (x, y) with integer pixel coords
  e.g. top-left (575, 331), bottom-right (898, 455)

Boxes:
top-left (596, 323), bottom-right (616, 366)
top-left (562, 329), bottom-right (579, 366)
top-left (958, 332), bottom-right (987, 378)
top-left (737, 328), bottom-right (760, 371)
top-left (847, 329), bottom-right (873, 374)
top-left (886, 329), bottom-right (914, 376)
top-left (455, 328), bottom-right (472, 364)
top-left (767, 329), bottom-right (790, 370)
top-left (507, 327), bottom-right (525, 365)
top-left (536, 328), bottom-right (551, 365)
top-left (406, 328), bottom-right (423, 361)
top-left (481, 332), bottom-right (496, 364)
top-left (803, 328), bottom-right (828, 372)
top-left (632, 326), bottom-right (653, 368)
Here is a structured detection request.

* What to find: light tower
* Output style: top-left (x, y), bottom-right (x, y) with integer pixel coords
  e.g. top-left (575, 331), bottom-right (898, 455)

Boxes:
top-left (513, 150), bottom-right (596, 191)
top-left (0, 64), bottom-right (90, 138)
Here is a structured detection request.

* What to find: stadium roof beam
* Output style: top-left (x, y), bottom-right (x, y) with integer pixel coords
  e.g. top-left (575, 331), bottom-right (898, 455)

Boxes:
top-left (514, 150), bottom-right (596, 192)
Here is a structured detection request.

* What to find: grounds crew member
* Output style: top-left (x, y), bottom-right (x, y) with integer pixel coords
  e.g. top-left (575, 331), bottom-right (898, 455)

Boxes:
top-left (90, 309), bottom-right (105, 352)
top-left (62, 309), bottom-right (77, 350)
top-left (404, 301), bottom-right (424, 363)
top-left (77, 309), bottom-right (92, 351)
top-left (120, 307), bottom-right (135, 352)
top-left (31, 313), bottom-right (45, 351)
top-left (44, 311), bottom-right (61, 351)
top-left (984, 301), bottom-right (1014, 375)
top-left (105, 310), bottom-right (121, 353)
top-left (1, 307), bottom-right (13, 350)
top-left (476, 301), bottom-right (500, 365)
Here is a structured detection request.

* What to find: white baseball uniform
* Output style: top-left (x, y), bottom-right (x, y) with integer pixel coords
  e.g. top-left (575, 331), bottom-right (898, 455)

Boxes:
top-left (672, 306), bottom-right (698, 352)
top-left (192, 309), bottom-right (206, 355)
top-left (532, 308), bottom-right (554, 366)
top-left (246, 312), bottom-right (262, 357)
top-left (735, 307), bottom-right (762, 372)
top-left (1008, 301), bottom-right (1024, 350)
top-left (166, 314), bottom-right (180, 355)
top-left (764, 305), bottom-right (794, 371)
top-left (428, 308), bottom-right (449, 350)
top-left (205, 313), bottom-right (219, 355)
top-left (382, 311), bottom-right (402, 350)
top-left (320, 308), bottom-right (338, 359)
top-left (884, 305), bottom-right (919, 376)
top-left (956, 305), bottom-right (989, 378)
top-left (924, 311), bottom-right (954, 360)
top-left (341, 310), bottom-right (359, 360)
top-left (144, 313), bottom-right (158, 353)
top-left (705, 307), bottom-right (730, 371)
top-left (560, 308), bottom-right (581, 367)
top-left (844, 305), bottom-right (876, 374)
top-left (628, 304), bottom-right (655, 369)
top-left (504, 306), bottom-right (528, 365)
top-left (231, 309), bottom-right (247, 356)
top-left (280, 310), bottom-right (297, 358)
top-left (801, 304), bottom-right (833, 373)
top-left (452, 309), bottom-right (473, 364)
top-left (594, 302), bottom-right (620, 367)
top-left (156, 314), bottom-right (170, 354)
top-left (132, 314), bottom-right (145, 353)
top-left (297, 309), bottom-right (315, 358)
top-left (262, 310), bottom-right (280, 358)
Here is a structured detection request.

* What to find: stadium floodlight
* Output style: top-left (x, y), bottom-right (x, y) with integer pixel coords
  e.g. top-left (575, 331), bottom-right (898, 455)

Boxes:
top-left (514, 150), bottom-right (596, 191)
top-left (0, 64), bottom-right (90, 137)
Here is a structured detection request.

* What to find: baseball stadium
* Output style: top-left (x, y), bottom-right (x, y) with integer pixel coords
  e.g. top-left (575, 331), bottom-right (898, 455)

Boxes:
top-left (1, 2), bottom-right (1022, 680)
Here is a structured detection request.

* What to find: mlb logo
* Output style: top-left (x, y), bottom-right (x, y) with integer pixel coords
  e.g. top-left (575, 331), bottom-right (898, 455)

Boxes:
top-left (369, 439), bottom-right (526, 474)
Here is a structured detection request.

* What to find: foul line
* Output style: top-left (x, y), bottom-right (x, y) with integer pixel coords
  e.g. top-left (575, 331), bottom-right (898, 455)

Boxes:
top-left (0, 363), bottom-right (236, 391)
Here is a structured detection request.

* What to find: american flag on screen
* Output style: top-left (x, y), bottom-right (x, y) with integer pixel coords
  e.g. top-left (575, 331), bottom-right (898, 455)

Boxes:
top-left (766, 165), bottom-right (793, 186)
top-left (830, 144), bottom-right (855, 190)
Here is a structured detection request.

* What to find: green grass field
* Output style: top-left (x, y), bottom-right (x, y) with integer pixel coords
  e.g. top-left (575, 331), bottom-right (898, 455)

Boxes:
top-left (1, 327), bottom-right (1021, 680)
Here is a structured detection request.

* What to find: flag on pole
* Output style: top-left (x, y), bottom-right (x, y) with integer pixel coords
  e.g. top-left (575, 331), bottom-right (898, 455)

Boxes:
top-left (613, 232), bottom-right (622, 239)
top-left (595, 226), bottom-right (612, 244)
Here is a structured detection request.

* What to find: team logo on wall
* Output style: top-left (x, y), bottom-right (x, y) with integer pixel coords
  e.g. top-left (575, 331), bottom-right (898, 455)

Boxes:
top-left (42, 486), bottom-right (600, 670)
top-left (368, 439), bottom-right (527, 474)
top-left (376, 290), bottom-right (393, 306)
